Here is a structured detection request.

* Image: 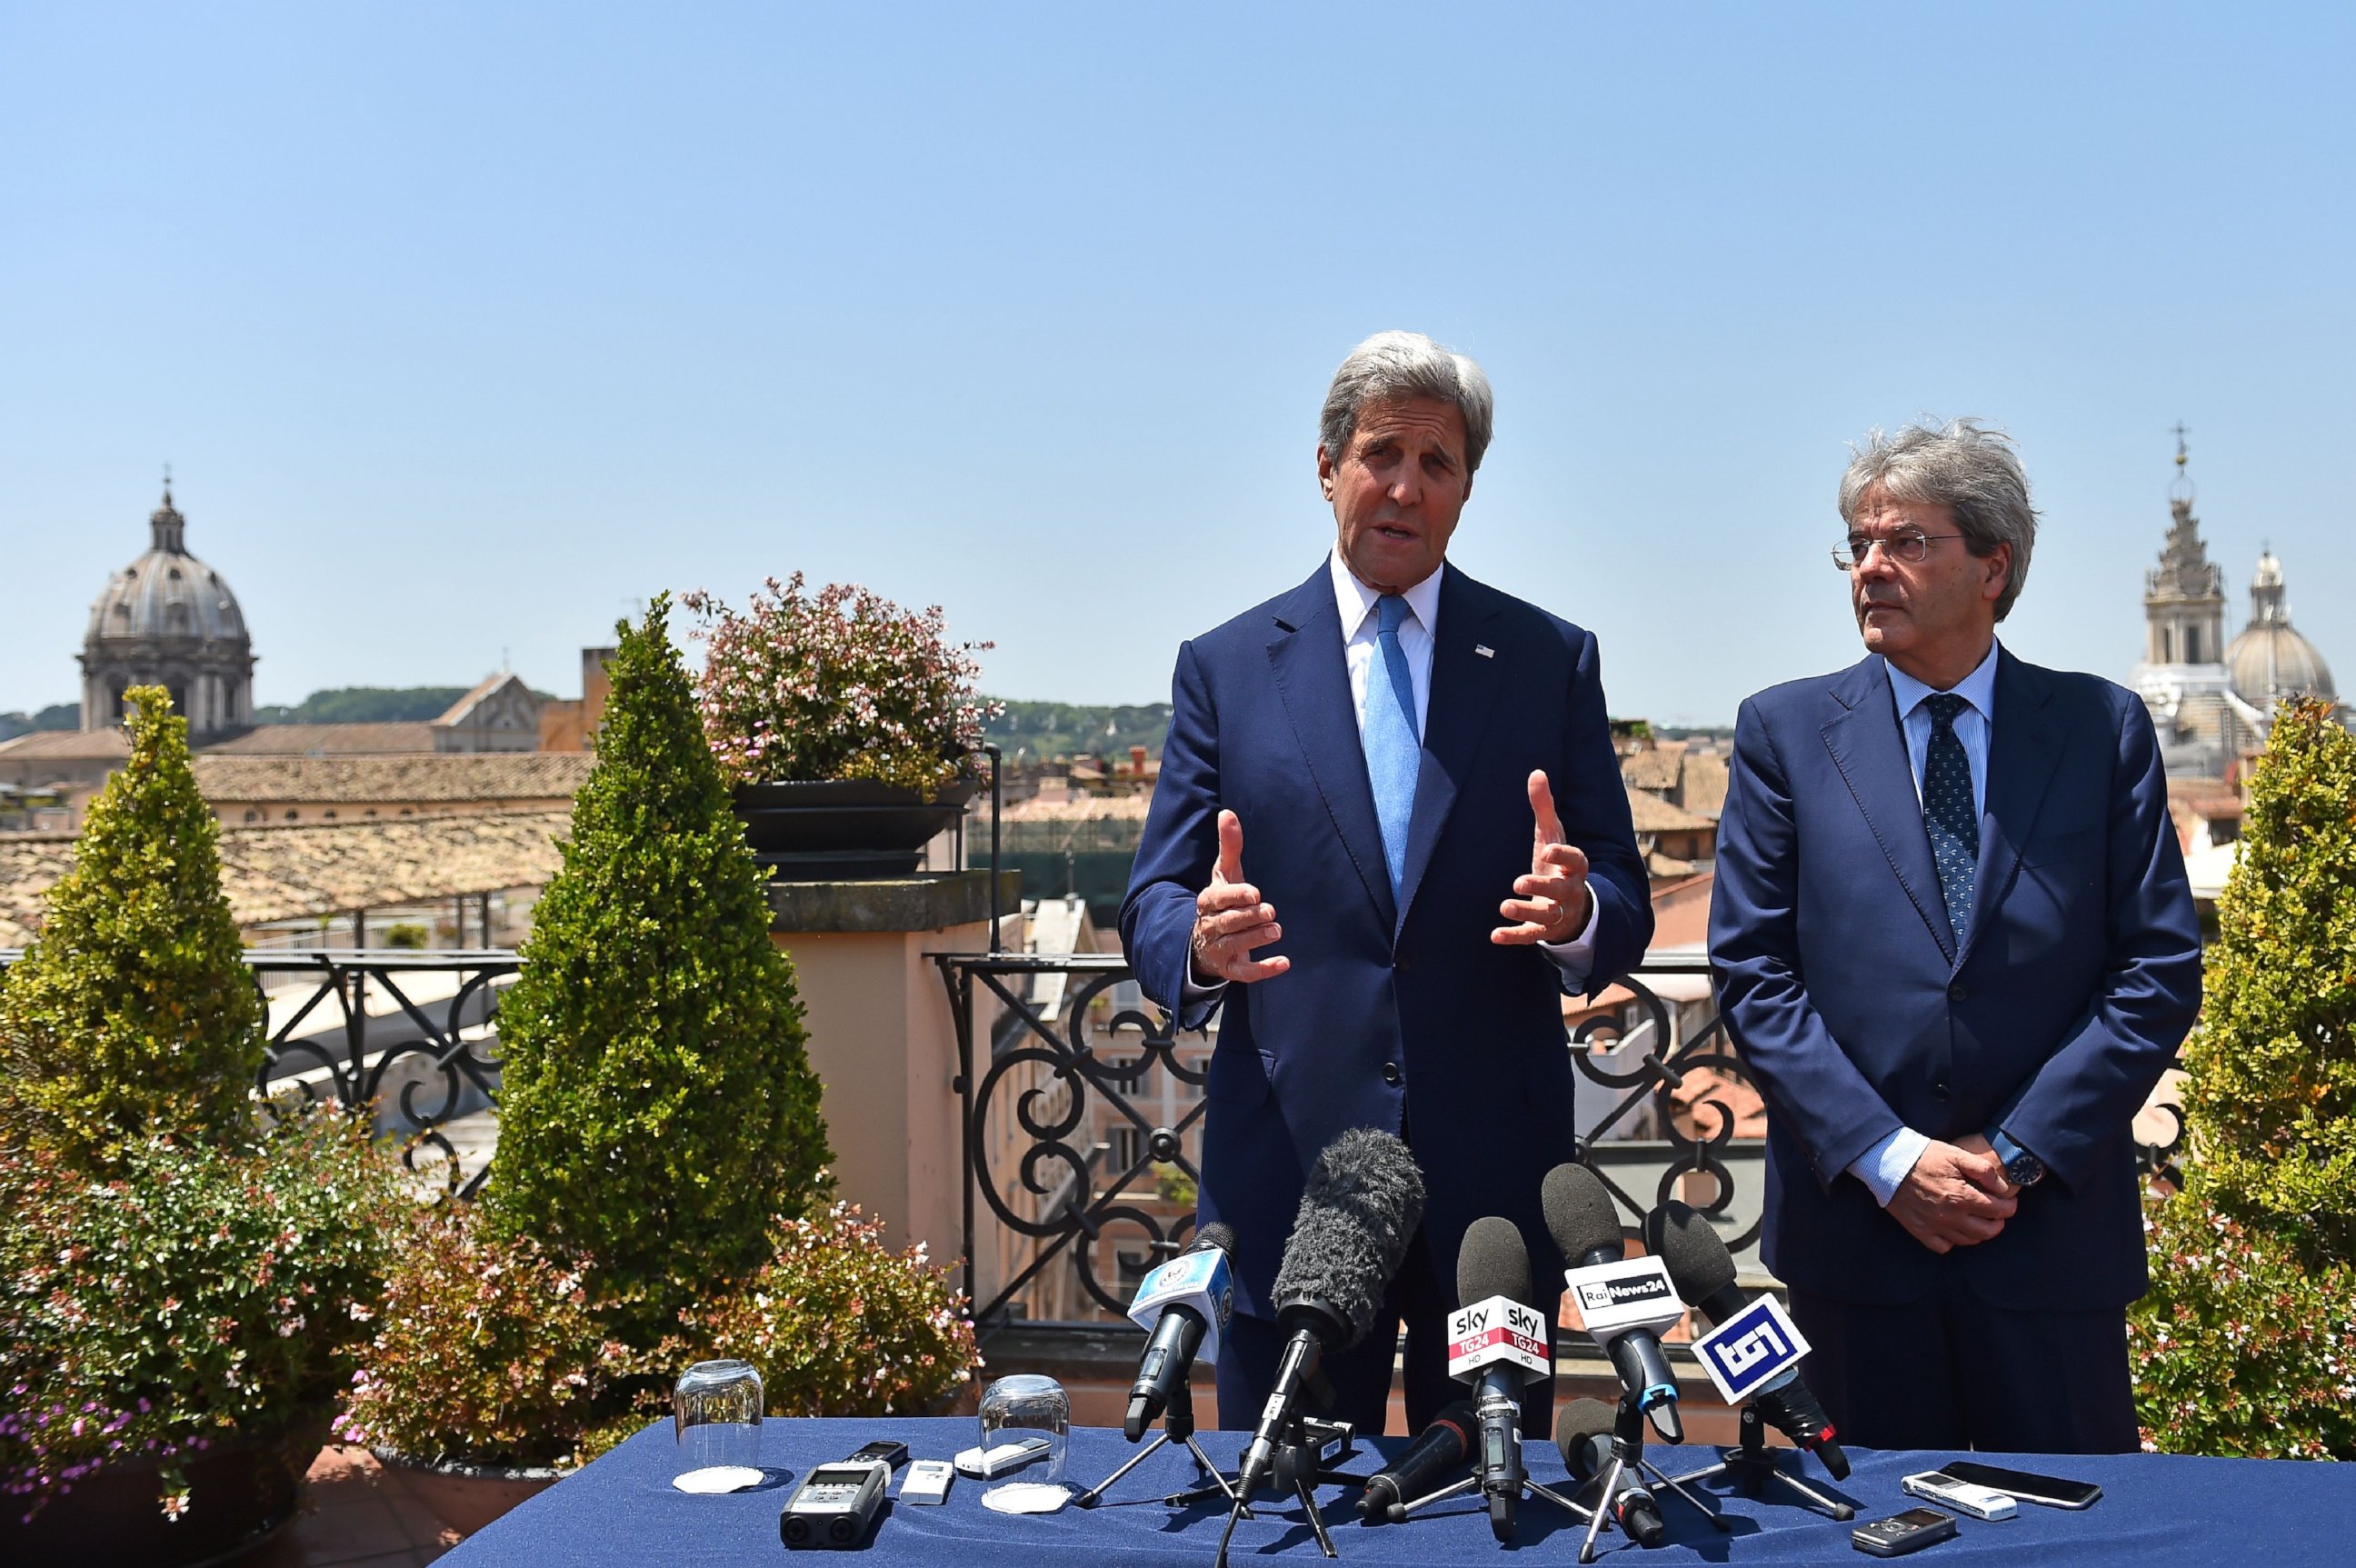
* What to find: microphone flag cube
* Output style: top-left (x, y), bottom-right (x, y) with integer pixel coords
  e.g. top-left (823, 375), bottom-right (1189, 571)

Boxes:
top-left (1126, 1246), bottom-right (1234, 1363)
top-left (1445, 1294), bottom-right (1552, 1383)
top-left (1691, 1293), bottom-right (1811, 1404)
top-left (1562, 1255), bottom-right (1683, 1336)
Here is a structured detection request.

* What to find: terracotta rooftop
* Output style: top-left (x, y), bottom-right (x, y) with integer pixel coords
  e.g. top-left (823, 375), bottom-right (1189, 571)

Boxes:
top-left (1624, 787), bottom-right (1717, 834)
top-left (1619, 744), bottom-right (1687, 792)
top-left (191, 753), bottom-right (594, 804)
top-left (1677, 751), bottom-right (1730, 820)
top-left (0, 809), bottom-right (566, 946)
top-left (202, 722), bottom-right (442, 755)
top-left (0, 728), bottom-right (131, 762)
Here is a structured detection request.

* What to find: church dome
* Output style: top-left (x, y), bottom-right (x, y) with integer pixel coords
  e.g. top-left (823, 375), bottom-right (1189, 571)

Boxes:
top-left (2225, 550), bottom-right (2335, 705)
top-left (85, 491), bottom-right (251, 649)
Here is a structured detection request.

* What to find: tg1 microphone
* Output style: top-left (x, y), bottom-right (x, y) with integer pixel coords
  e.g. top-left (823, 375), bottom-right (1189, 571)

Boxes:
top-left (1235, 1129), bottom-right (1425, 1504)
top-left (1555, 1399), bottom-right (1666, 1548)
top-left (1451, 1217), bottom-right (1552, 1541)
top-left (1541, 1163), bottom-right (1685, 1443)
top-left (1355, 1401), bottom-right (1473, 1523)
top-left (1123, 1222), bottom-right (1237, 1441)
top-left (1642, 1201), bottom-right (1850, 1481)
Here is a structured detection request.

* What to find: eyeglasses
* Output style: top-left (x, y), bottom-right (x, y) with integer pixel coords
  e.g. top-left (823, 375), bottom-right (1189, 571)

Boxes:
top-left (1832, 531), bottom-right (1966, 572)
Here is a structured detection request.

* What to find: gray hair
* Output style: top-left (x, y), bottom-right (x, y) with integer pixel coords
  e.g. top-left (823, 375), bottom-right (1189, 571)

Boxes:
top-left (1320, 330), bottom-right (1496, 475)
top-left (1840, 417), bottom-right (2039, 621)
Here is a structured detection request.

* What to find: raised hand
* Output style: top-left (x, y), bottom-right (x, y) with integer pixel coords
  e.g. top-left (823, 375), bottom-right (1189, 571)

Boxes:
top-left (1887, 1139), bottom-right (2018, 1253)
top-left (1190, 809), bottom-right (1292, 984)
top-left (1492, 770), bottom-right (1592, 945)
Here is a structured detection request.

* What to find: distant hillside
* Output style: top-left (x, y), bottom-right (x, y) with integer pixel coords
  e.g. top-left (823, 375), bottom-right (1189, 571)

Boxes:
top-left (32, 703), bottom-right (78, 732)
top-left (253, 686), bottom-right (473, 724)
top-left (980, 700), bottom-right (1172, 764)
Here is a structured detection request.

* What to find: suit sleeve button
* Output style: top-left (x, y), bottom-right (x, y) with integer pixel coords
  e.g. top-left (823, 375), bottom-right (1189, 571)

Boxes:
top-left (1382, 1062), bottom-right (1403, 1086)
top-left (1932, 1080), bottom-right (1952, 1102)
top-left (1948, 980), bottom-right (1968, 1002)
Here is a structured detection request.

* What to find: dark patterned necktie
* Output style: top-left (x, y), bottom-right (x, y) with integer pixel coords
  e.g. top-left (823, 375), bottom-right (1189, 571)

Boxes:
top-left (1922, 693), bottom-right (1979, 948)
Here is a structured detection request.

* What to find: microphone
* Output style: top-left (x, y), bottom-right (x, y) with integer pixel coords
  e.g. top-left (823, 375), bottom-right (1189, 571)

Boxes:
top-left (1123, 1223), bottom-right (1237, 1441)
top-left (1541, 1164), bottom-right (1684, 1443)
top-left (1452, 1217), bottom-right (1546, 1540)
top-left (1555, 1399), bottom-right (1665, 1548)
top-left (1236, 1129), bottom-right (1425, 1503)
top-left (1642, 1201), bottom-right (1851, 1481)
top-left (1355, 1401), bottom-right (1473, 1523)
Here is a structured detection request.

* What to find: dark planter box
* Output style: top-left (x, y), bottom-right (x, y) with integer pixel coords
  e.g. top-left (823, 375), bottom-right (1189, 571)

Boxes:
top-left (733, 778), bottom-right (978, 880)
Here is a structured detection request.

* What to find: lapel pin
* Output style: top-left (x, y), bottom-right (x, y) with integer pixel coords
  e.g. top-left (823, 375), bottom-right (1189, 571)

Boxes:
top-left (1474, 644), bottom-right (1495, 659)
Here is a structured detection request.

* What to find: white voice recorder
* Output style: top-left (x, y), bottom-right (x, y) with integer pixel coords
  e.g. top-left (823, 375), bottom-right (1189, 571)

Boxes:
top-left (1902, 1470), bottom-right (2018, 1522)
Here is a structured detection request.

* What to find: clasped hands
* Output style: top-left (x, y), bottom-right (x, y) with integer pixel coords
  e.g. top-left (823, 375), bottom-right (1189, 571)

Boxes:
top-left (1188, 770), bottom-right (1592, 986)
top-left (1886, 1134), bottom-right (2020, 1254)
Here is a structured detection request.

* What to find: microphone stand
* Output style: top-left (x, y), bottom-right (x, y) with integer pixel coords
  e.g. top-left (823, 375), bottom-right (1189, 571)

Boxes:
top-left (1575, 1394), bottom-right (1732, 1563)
top-left (1660, 1401), bottom-right (1855, 1521)
top-left (1186, 1415), bottom-right (1360, 1568)
top-left (1391, 1464), bottom-right (1591, 1527)
top-left (1074, 1377), bottom-right (1243, 1510)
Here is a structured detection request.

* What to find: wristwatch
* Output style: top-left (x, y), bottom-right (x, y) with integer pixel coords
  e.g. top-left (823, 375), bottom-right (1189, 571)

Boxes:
top-left (1987, 1128), bottom-right (2046, 1190)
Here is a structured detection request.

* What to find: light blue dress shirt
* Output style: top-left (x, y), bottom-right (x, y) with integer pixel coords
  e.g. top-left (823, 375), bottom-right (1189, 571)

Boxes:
top-left (1846, 641), bottom-right (2001, 1206)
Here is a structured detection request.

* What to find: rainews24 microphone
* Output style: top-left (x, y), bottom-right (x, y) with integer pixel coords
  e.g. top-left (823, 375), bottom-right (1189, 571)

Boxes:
top-left (1355, 1400), bottom-right (1473, 1523)
top-left (1236, 1129), bottom-right (1425, 1503)
top-left (1540, 1163), bottom-right (1685, 1443)
top-left (1450, 1217), bottom-right (1552, 1541)
top-left (1555, 1399), bottom-right (1666, 1548)
top-left (1123, 1222), bottom-right (1237, 1441)
top-left (1642, 1200), bottom-right (1850, 1481)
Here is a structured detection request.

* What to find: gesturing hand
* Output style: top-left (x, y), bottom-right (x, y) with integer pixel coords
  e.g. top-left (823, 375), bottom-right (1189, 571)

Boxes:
top-left (1191, 810), bottom-right (1292, 985)
top-left (1492, 771), bottom-right (1592, 945)
top-left (1886, 1139), bottom-right (2018, 1254)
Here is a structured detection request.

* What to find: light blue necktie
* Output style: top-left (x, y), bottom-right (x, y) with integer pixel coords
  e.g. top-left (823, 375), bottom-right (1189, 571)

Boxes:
top-left (1365, 594), bottom-right (1422, 895)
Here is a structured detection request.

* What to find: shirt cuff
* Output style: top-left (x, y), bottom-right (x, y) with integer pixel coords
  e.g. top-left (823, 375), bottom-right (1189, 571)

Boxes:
top-left (1180, 962), bottom-right (1227, 1013)
top-left (1538, 890), bottom-right (1604, 991)
top-left (1847, 1125), bottom-right (1930, 1208)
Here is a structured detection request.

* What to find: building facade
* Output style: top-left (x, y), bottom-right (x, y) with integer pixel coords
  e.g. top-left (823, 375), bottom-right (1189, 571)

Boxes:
top-left (79, 487), bottom-right (255, 738)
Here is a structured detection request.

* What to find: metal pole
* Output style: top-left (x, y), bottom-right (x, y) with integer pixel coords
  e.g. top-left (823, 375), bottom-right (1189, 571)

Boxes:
top-left (983, 743), bottom-right (1003, 954)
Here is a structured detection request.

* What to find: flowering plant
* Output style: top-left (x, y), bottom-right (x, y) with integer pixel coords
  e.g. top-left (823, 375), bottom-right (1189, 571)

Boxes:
top-left (0, 1111), bottom-right (401, 1523)
top-left (683, 574), bottom-right (997, 794)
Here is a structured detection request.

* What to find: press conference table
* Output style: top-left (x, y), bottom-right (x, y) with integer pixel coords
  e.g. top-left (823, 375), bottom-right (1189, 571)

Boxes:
top-left (438, 1415), bottom-right (2355, 1566)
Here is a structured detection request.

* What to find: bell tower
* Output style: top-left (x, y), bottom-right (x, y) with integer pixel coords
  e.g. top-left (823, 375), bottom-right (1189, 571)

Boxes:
top-left (2141, 427), bottom-right (2226, 670)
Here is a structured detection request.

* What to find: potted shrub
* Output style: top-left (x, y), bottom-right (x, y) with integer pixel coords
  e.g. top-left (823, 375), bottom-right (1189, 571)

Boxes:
top-left (683, 574), bottom-right (996, 877)
top-left (0, 687), bottom-right (400, 1565)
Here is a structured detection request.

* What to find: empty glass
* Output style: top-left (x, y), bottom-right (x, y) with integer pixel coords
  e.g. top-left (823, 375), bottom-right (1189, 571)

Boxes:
top-left (674, 1359), bottom-right (764, 1493)
top-left (977, 1373), bottom-right (1070, 1503)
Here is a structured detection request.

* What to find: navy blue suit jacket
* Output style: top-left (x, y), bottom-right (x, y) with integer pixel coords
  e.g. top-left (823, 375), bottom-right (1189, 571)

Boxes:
top-left (1120, 559), bottom-right (1652, 1323)
top-left (1710, 649), bottom-right (2201, 1311)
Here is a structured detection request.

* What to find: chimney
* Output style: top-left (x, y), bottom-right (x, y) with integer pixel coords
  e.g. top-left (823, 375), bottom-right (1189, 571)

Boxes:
top-left (1128, 744), bottom-right (1148, 776)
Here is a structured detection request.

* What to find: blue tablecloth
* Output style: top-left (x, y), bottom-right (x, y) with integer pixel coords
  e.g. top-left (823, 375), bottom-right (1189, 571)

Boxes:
top-left (442, 1415), bottom-right (2355, 1566)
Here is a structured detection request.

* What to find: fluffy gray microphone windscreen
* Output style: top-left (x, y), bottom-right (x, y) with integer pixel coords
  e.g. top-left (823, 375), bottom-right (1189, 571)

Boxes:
top-left (1540, 1161), bottom-right (1623, 1263)
top-left (1553, 1397), bottom-right (1618, 1476)
top-left (1272, 1128), bottom-right (1426, 1348)
top-left (1455, 1216), bottom-right (1532, 1310)
top-left (1641, 1200), bottom-right (1737, 1303)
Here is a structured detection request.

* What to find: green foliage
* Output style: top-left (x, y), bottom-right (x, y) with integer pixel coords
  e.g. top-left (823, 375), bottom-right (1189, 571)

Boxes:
top-left (663, 1203), bottom-right (979, 1419)
top-left (980, 700), bottom-right (1170, 764)
top-left (382, 923), bottom-right (430, 951)
top-left (483, 595), bottom-right (833, 1342)
top-left (33, 703), bottom-right (79, 733)
top-left (1155, 1163), bottom-right (1198, 1207)
top-left (684, 574), bottom-right (994, 793)
top-left (335, 1206), bottom-right (644, 1469)
top-left (2133, 699), bottom-right (2356, 1456)
top-left (0, 1113), bottom-right (403, 1521)
top-left (0, 686), bottom-right (265, 1164)
top-left (250, 686), bottom-right (469, 724)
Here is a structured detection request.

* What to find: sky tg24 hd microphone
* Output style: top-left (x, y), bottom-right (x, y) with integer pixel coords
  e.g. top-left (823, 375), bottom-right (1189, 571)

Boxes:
top-left (1355, 1400), bottom-right (1473, 1523)
top-left (1643, 1200), bottom-right (1849, 1481)
top-left (1541, 1163), bottom-right (1686, 1443)
top-left (1555, 1399), bottom-right (1666, 1548)
top-left (1123, 1222), bottom-right (1236, 1440)
top-left (1236, 1128), bottom-right (1424, 1504)
top-left (1450, 1216), bottom-right (1552, 1541)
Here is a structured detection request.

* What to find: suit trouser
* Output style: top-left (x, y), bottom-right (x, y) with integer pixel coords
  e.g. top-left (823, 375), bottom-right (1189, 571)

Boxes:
top-left (1786, 1254), bottom-right (2140, 1455)
top-left (1214, 1226), bottom-right (1561, 1441)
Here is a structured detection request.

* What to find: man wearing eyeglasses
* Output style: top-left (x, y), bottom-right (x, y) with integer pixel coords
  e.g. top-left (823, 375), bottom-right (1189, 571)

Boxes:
top-left (1710, 419), bottom-right (2201, 1453)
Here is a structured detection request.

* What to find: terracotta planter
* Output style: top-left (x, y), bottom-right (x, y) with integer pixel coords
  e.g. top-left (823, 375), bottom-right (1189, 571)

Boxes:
top-left (733, 777), bottom-right (978, 879)
top-left (0, 1407), bottom-right (331, 1568)
top-left (369, 1448), bottom-right (569, 1538)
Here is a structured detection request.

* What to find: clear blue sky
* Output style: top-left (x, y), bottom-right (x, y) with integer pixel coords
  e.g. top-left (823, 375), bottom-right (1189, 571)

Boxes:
top-left (4, 3), bottom-right (2349, 725)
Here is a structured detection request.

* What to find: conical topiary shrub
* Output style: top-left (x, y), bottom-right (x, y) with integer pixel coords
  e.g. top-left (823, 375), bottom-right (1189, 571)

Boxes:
top-left (2131, 697), bottom-right (2356, 1456)
top-left (484, 595), bottom-right (832, 1342)
top-left (0, 685), bottom-right (264, 1164)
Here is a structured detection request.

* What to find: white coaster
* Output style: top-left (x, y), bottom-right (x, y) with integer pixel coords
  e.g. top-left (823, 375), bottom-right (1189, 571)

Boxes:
top-left (980, 1482), bottom-right (1072, 1515)
top-left (673, 1464), bottom-right (764, 1494)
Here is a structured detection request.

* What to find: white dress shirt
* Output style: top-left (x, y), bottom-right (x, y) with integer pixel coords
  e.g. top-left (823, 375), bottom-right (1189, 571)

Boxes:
top-left (1846, 640), bottom-right (2002, 1206)
top-left (1183, 554), bottom-right (1599, 1004)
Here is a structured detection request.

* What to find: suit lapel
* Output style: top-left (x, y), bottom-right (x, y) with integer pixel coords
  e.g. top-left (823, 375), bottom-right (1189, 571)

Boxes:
top-left (1821, 656), bottom-right (1957, 964)
top-left (1396, 564), bottom-right (1507, 933)
top-left (1266, 564), bottom-right (1396, 931)
top-left (1958, 649), bottom-right (2065, 966)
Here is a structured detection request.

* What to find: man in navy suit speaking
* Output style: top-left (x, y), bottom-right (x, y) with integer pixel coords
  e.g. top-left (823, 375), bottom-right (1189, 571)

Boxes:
top-left (1712, 420), bottom-right (2201, 1453)
top-left (1120, 332), bottom-right (1651, 1435)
